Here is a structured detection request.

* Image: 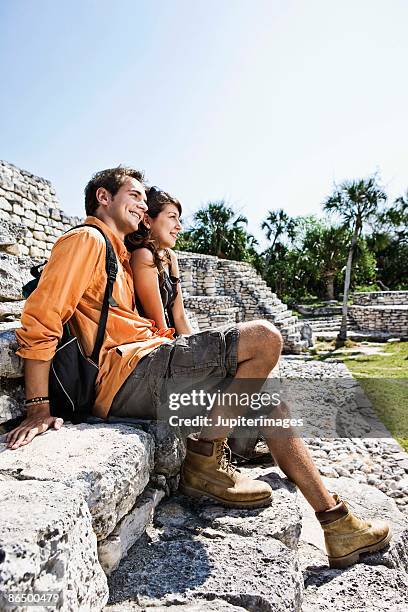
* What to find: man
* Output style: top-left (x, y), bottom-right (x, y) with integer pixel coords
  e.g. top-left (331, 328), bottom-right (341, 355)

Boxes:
top-left (7, 167), bottom-right (391, 569)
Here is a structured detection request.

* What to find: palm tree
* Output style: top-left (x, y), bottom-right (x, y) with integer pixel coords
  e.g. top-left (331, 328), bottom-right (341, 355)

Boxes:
top-left (324, 177), bottom-right (387, 343)
top-left (261, 209), bottom-right (298, 251)
top-left (301, 223), bottom-right (350, 300)
top-left (189, 201), bottom-right (250, 259)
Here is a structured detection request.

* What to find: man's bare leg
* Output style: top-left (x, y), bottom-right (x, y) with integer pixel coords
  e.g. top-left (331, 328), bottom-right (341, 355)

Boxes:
top-left (199, 320), bottom-right (336, 513)
top-left (259, 401), bottom-right (336, 512)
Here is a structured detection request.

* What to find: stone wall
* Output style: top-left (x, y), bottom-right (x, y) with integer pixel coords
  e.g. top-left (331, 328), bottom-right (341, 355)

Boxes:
top-left (178, 253), bottom-right (308, 352)
top-left (349, 305), bottom-right (408, 337)
top-left (353, 291), bottom-right (408, 306)
top-left (0, 160), bottom-right (81, 258)
top-left (349, 291), bottom-right (408, 338)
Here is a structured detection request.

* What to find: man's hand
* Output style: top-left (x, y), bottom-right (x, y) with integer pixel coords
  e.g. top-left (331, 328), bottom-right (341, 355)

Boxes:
top-left (5, 408), bottom-right (64, 450)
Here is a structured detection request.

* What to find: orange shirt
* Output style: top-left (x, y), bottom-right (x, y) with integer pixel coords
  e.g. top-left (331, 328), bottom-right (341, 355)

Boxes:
top-left (16, 216), bottom-right (174, 418)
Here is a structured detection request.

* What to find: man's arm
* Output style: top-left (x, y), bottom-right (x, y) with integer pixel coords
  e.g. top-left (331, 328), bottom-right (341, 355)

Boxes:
top-left (9, 228), bottom-right (105, 449)
top-left (5, 359), bottom-right (63, 449)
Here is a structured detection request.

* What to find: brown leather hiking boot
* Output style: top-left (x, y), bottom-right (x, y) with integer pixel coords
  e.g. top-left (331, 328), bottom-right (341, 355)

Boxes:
top-left (179, 433), bottom-right (273, 508)
top-left (316, 493), bottom-right (392, 569)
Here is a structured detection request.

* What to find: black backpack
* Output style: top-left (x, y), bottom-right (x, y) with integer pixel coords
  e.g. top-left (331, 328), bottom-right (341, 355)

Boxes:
top-left (22, 224), bottom-right (118, 423)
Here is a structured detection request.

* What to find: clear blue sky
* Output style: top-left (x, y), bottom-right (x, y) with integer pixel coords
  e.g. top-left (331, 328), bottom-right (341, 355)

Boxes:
top-left (1, 0), bottom-right (407, 247)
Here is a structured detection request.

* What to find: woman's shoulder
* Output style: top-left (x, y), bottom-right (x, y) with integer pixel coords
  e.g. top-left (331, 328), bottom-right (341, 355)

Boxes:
top-left (130, 247), bottom-right (155, 265)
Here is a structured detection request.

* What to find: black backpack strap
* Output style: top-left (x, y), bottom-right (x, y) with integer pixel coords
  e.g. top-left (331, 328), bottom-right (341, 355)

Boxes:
top-left (70, 224), bottom-right (118, 364)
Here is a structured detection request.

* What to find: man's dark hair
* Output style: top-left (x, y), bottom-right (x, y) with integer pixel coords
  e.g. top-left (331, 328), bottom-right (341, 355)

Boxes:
top-left (84, 166), bottom-right (145, 216)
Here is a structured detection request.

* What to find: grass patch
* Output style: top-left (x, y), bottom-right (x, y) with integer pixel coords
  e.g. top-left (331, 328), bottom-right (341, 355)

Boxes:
top-left (311, 341), bottom-right (408, 451)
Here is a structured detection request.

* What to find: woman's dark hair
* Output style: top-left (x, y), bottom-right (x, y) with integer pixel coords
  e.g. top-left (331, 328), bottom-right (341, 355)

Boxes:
top-left (125, 187), bottom-right (182, 283)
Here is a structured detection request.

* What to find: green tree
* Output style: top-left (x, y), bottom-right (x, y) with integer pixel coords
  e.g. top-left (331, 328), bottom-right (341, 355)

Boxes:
top-left (369, 193), bottom-right (408, 289)
top-left (324, 176), bottom-right (387, 343)
top-left (260, 209), bottom-right (300, 298)
top-left (261, 209), bottom-right (298, 250)
top-left (300, 222), bottom-right (350, 300)
top-left (180, 200), bottom-right (258, 262)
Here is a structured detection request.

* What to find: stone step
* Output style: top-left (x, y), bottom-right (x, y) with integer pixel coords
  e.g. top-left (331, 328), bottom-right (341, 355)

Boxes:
top-left (105, 467), bottom-right (303, 611)
top-left (0, 424), bottom-right (155, 541)
top-left (315, 329), bottom-right (396, 341)
top-left (0, 480), bottom-right (109, 610)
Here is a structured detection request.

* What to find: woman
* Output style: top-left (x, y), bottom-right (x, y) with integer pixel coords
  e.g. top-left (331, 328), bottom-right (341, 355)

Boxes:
top-left (126, 186), bottom-right (193, 336)
top-left (127, 186), bottom-right (272, 466)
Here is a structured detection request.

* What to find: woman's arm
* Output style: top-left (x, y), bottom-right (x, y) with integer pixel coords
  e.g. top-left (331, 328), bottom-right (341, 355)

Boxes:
top-left (130, 248), bottom-right (168, 330)
top-left (169, 250), bottom-right (194, 335)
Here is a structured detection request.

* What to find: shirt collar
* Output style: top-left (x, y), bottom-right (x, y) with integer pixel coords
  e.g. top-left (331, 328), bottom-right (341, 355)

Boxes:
top-left (84, 216), bottom-right (131, 262)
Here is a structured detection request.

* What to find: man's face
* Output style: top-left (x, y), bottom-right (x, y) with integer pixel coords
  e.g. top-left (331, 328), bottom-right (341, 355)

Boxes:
top-left (100, 177), bottom-right (147, 238)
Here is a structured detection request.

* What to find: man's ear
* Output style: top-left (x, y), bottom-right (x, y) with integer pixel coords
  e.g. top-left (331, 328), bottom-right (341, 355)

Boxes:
top-left (143, 213), bottom-right (151, 229)
top-left (95, 187), bottom-right (111, 207)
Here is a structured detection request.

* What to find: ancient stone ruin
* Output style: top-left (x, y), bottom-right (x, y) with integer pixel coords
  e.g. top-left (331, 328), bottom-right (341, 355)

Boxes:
top-left (349, 291), bottom-right (408, 338)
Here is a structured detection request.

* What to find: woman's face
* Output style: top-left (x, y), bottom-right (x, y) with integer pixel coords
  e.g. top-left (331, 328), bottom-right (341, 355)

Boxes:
top-left (147, 203), bottom-right (182, 249)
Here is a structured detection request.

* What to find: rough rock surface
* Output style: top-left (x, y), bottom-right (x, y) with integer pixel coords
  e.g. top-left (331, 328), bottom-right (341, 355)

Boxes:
top-left (147, 421), bottom-right (186, 478)
top-left (0, 329), bottom-right (23, 378)
top-left (108, 602), bottom-right (250, 611)
top-left (0, 480), bottom-right (108, 611)
top-left (0, 387), bottom-right (24, 424)
top-left (0, 254), bottom-right (35, 301)
top-left (106, 466), bottom-right (303, 611)
top-left (0, 300), bottom-right (24, 322)
top-left (302, 563), bottom-right (408, 611)
top-left (98, 486), bottom-right (165, 575)
top-left (0, 423), bottom-right (154, 539)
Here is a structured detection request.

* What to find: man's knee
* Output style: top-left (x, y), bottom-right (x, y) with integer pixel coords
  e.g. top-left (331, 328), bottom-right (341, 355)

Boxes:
top-left (253, 319), bottom-right (283, 362)
top-left (240, 319), bottom-right (283, 366)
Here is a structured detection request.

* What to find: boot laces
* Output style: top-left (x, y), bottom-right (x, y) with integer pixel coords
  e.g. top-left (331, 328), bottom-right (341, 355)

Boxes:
top-left (216, 439), bottom-right (236, 475)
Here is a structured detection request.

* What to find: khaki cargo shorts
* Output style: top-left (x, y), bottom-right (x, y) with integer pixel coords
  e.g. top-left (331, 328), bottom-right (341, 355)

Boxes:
top-left (110, 325), bottom-right (239, 419)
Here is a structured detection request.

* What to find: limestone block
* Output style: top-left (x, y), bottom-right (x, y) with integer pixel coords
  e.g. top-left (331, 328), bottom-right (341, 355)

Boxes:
top-left (33, 230), bottom-right (47, 241)
top-left (25, 209), bottom-right (36, 221)
top-left (197, 467), bottom-right (302, 550)
top-left (0, 254), bottom-right (27, 301)
top-left (302, 563), bottom-right (408, 611)
top-left (2, 244), bottom-right (21, 256)
top-left (21, 216), bottom-right (35, 229)
top-left (0, 480), bottom-right (109, 611)
top-left (98, 486), bottom-right (165, 575)
top-left (0, 300), bottom-right (24, 321)
top-left (0, 223), bottom-right (18, 247)
top-left (107, 469), bottom-right (303, 610)
top-left (12, 203), bottom-right (24, 216)
top-left (50, 208), bottom-right (61, 221)
top-left (0, 423), bottom-right (155, 539)
top-left (0, 330), bottom-right (23, 378)
top-left (29, 245), bottom-right (43, 257)
top-left (37, 203), bottom-right (49, 217)
top-left (0, 209), bottom-right (11, 221)
top-left (34, 222), bottom-right (45, 231)
top-left (0, 391), bottom-right (24, 424)
top-left (147, 421), bottom-right (186, 477)
top-left (0, 196), bottom-right (12, 211)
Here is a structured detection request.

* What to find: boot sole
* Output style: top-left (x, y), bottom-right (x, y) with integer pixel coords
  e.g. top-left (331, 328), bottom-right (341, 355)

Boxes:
top-left (328, 529), bottom-right (392, 569)
top-left (179, 483), bottom-right (273, 509)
